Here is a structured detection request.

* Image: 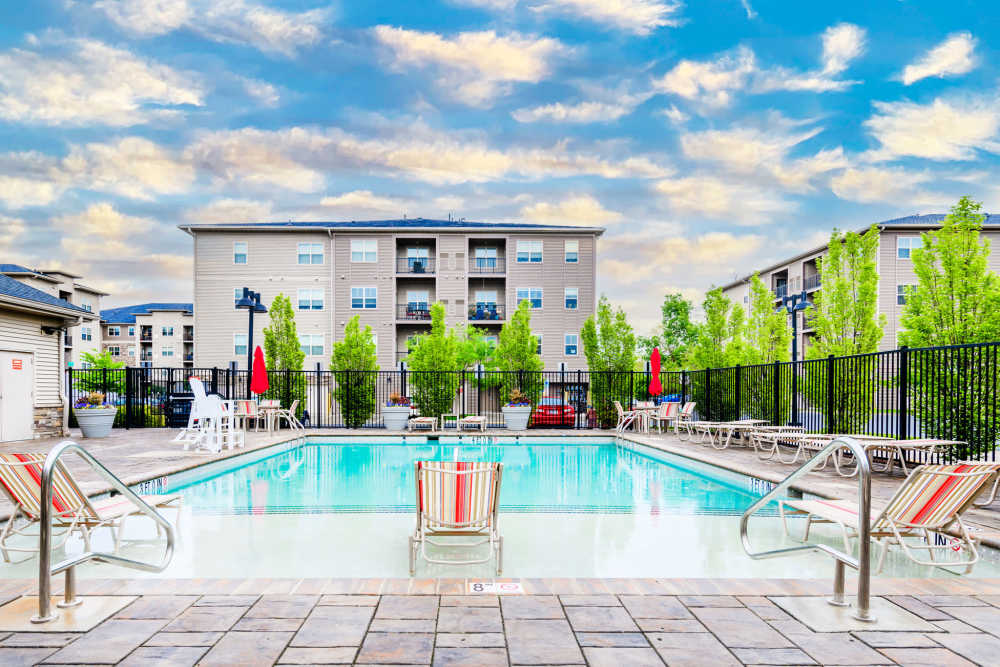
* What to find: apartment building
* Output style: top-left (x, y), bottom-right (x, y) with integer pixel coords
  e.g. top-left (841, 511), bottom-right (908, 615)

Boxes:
top-left (179, 219), bottom-right (603, 371)
top-left (721, 213), bottom-right (1000, 355)
top-left (0, 265), bottom-right (105, 368)
top-left (100, 303), bottom-right (195, 368)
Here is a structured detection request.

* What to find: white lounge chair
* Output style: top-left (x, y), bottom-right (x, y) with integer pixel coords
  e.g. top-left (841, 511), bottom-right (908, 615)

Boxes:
top-left (459, 416), bottom-right (487, 432)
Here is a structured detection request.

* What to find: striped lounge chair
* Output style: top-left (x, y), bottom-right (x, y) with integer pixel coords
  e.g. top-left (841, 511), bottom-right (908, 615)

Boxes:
top-left (409, 461), bottom-right (503, 575)
top-left (779, 463), bottom-right (1000, 574)
top-left (0, 453), bottom-right (182, 562)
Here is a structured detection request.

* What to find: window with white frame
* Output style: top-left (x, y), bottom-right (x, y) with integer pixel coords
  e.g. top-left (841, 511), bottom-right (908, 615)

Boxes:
top-left (485, 335), bottom-right (498, 346)
top-left (161, 346), bottom-right (174, 357)
top-left (351, 286), bottom-right (377, 309)
top-left (564, 333), bottom-right (578, 355)
top-left (474, 290), bottom-right (497, 307)
top-left (474, 247), bottom-right (498, 270)
top-left (234, 287), bottom-right (243, 308)
top-left (108, 326), bottom-right (120, 337)
top-left (127, 347), bottom-right (135, 357)
top-left (516, 240), bottom-right (542, 263)
top-left (516, 287), bottom-right (542, 308)
top-left (233, 241), bottom-right (248, 264)
top-left (108, 345), bottom-right (120, 356)
top-left (161, 326), bottom-right (174, 336)
top-left (897, 236), bottom-right (921, 259)
top-left (406, 247), bottom-right (429, 271)
top-left (299, 334), bottom-right (324, 356)
top-left (234, 333), bottom-right (248, 357)
top-left (297, 242), bottom-right (324, 265)
top-left (81, 301), bottom-right (93, 312)
top-left (81, 327), bottom-right (92, 341)
top-left (128, 326), bottom-right (135, 337)
top-left (565, 240), bottom-right (579, 263)
top-left (407, 290), bottom-right (429, 310)
top-left (297, 288), bottom-right (324, 310)
top-left (535, 334), bottom-right (542, 355)
top-left (565, 287), bottom-right (578, 309)
top-left (897, 284), bottom-right (915, 305)
top-left (351, 239), bottom-right (377, 263)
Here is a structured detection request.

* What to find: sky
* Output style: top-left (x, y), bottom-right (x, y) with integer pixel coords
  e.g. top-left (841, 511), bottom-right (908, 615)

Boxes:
top-left (0, 0), bottom-right (998, 334)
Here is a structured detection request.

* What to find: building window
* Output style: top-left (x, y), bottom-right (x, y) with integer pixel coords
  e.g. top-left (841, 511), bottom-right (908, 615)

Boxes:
top-left (351, 239), bottom-right (377, 263)
top-left (897, 236), bottom-right (921, 259)
top-left (81, 327), bottom-right (92, 341)
top-left (565, 287), bottom-right (578, 309)
top-left (407, 290), bottom-right (429, 311)
top-left (297, 288), bottom-right (324, 310)
top-left (516, 240), bottom-right (542, 263)
top-left (234, 287), bottom-right (242, 309)
top-left (474, 290), bottom-right (497, 307)
top-left (128, 347), bottom-right (135, 357)
top-left (162, 326), bottom-right (174, 336)
top-left (565, 240), bottom-right (579, 263)
top-left (351, 286), bottom-right (377, 309)
top-left (161, 346), bottom-right (174, 357)
top-left (234, 241), bottom-right (248, 264)
top-left (234, 333), bottom-right (248, 357)
top-left (108, 326), bottom-right (120, 337)
top-left (516, 287), bottom-right (542, 309)
top-left (81, 301), bottom-right (93, 312)
top-left (297, 242), bottom-right (324, 265)
top-left (406, 247), bottom-right (430, 271)
top-left (108, 345), bottom-right (120, 356)
top-left (474, 247), bottom-right (498, 270)
top-left (535, 334), bottom-right (542, 355)
top-left (565, 333), bottom-right (578, 356)
top-left (485, 335), bottom-right (498, 346)
top-left (128, 326), bottom-right (135, 337)
top-left (897, 284), bottom-right (914, 305)
top-left (299, 334), bottom-right (324, 356)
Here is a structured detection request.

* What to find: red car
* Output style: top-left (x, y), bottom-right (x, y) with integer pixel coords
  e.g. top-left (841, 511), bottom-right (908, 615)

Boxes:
top-left (530, 397), bottom-right (576, 426)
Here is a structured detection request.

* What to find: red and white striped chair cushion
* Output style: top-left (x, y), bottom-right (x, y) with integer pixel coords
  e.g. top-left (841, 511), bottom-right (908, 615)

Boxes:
top-left (416, 461), bottom-right (499, 529)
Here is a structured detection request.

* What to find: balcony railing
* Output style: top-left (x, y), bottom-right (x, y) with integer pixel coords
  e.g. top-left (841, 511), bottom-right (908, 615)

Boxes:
top-left (468, 304), bottom-right (505, 321)
top-left (803, 273), bottom-right (821, 290)
top-left (468, 256), bottom-right (506, 274)
top-left (140, 335), bottom-right (152, 342)
top-left (183, 353), bottom-right (194, 362)
top-left (774, 284), bottom-right (788, 299)
top-left (397, 304), bottom-right (432, 321)
top-left (396, 257), bottom-right (435, 275)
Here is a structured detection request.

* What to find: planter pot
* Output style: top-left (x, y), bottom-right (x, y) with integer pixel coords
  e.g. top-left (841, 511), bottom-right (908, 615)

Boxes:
top-left (502, 405), bottom-right (532, 431)
top-left (383, 405), bottom-right (412, 430)
top-left (75, 407), bottom-right (117, 438)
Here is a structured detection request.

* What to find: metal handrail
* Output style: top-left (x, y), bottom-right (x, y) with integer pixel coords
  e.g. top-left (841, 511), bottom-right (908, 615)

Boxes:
top-left (740, 436), bottom-right (874, 621)
top-left (33, 441), bottom-right (176, 623)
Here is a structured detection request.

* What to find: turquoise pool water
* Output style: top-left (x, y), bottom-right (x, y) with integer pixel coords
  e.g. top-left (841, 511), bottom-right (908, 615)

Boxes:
top-left (152, 437), bottom-right (775, 516)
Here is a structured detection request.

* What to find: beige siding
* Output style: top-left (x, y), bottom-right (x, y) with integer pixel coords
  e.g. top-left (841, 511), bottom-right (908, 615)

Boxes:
top-left (0, 308), bottom-right (63, 406)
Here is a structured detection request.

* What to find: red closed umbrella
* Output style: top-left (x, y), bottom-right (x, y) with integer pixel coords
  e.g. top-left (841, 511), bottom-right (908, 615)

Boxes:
top-left (648, 347), bottom-right (662, 396)
top-left (250, 345), bottom-right (269, 395)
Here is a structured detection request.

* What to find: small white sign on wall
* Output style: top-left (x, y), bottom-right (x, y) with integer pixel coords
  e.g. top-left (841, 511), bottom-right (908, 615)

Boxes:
top-left (467, 581), bottom-right (524, 595)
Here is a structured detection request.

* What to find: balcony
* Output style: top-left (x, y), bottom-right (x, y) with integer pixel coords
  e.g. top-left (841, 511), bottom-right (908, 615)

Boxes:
top-left (774, 284), bottom-right (788, 300)
top-left (183, 328), bottom-right (194, 341)
top-left (396, 257), bottom-right (435, 275)
top-left (140, 334), bottom-right (152, 342)
top-left (140, 353), bottom-right (153, 362)
top-left (803, 273), bottom-right (821, 291)
top-left (469, 256), bottom-right (506, 274)
top-left (183, 353), bottom-right (194, 362)
top-left (397, 304), bottom-right (432, 321)
top-left (468, 304), bottom-right (505, 322)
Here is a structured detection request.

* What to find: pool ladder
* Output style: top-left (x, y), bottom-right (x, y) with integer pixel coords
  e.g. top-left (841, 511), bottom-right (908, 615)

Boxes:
top-left (31, 441), bottom-right (176, 623)
top-left (740, 436), bottom-right (875, 622)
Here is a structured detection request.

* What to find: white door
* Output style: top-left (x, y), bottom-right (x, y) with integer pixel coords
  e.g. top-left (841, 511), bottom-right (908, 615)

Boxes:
top-left (0, 351), bottom-right (34, 442)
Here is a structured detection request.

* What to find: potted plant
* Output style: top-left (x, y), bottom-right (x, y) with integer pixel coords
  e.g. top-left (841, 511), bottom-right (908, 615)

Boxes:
top-left (502, 389), bottom-right (532, 431)
top-left (383, 392), bottom-right (412, 430)
top-left (74, 392), bottom-right (117, 438)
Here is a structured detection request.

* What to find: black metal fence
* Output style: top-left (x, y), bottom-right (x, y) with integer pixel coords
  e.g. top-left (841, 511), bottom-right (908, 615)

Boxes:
top-left (66, 341), bottom-right (1000, 459)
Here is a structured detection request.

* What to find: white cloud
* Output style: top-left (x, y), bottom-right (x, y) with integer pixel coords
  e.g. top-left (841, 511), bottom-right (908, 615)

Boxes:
top-left (0, 175), bottom-right (60, 209)
top-left (62, 137), bottom-right (195, 200)
top-left (864, 97), bottom-right (1000, 161)
top-left (185, 127), bottom-right (327, 191)
top-left (830, 167), bottom-right (940, 205)
top-left (448, 0), bottom-right (517, 7)
top-left (739, 0), bottom-right (756, 19)
top-left (95, 0), bottom-right (329, 57)
top-left (372, 26), bottom-right (566, 106)
top-left (319, 190), bottom-right (404, 214)
top-left (654, 175), bottom-right (794, 224)
top-left (0, 215), bottom-right (25, 249)
top-left (521, 195), bottom-right (623, 225)
top-left (241, 77), bottom-right (280, 107)
top-left (900, 32), bottom-right (977, 85)
top-left (659, 104), bottom-right (689, 124)
top-left (820, 23), bottom-right (866, 75)
top-left (754, 23), bottom-right (865, 93)
top-left (0, 38), bottom-right (204, 127)
top-left (529, 0), bottom-right (682, 36)
top-left (512, 100), bottom-right (635, 123)
top-left (600, 232), bottom-right (765, 285)
top-left (53, 203), bottom-right (156, 239)
top-left (653, 46), bottom-right (755, 108)
top-left (185, 198), bottom-right (274, 222)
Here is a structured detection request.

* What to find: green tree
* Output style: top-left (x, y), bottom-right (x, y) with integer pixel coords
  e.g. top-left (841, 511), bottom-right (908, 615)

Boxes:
top-left (899, 196), bottom-right (1000, 456)
top-left (329, 315), bottom-right (378, 427)
top-left (262, 293), bottom-right (306, 413)
top-left (804, 225), bottom-right (886, 432)
top-left (494, 300), bottom-right (544, 404)
top-left (657, 293), bottom-right (696, 368)
top-left (685, 288), bottom-right (745, 420)
top-left (743, 274), bottom-right (792, 422)
top-left (581, 296), bottom-right (637, 427)
top-left (407, 302), bottom-right (461, 419)
top-left (75, 350), bottom-right (126, 395)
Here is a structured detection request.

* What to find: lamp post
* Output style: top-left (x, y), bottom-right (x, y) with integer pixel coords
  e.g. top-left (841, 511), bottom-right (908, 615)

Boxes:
top-left (776, 289), bottom-right (812, 426)
top-left (235, 288), bottom-right (267, 399)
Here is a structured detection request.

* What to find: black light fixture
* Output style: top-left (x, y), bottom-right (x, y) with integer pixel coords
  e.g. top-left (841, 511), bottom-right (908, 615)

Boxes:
top-left (235, 288), bottom-right (267, 398)
top-left (776, 289), bottom-right (813, 425)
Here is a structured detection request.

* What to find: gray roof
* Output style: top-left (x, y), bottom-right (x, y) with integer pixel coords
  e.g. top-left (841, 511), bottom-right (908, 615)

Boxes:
top-left (0, 274), bottom-right (90, 316)
top-left (101, 302), bottom-right (193, 324)
top-left (180, 218), bottom-right (604, 234)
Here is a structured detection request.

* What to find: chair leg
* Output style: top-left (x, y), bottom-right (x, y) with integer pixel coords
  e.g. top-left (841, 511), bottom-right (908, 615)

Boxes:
top-left (497, 535), bottom-right (503, 575)
top-left (408, 535), bottom-right (417, 576)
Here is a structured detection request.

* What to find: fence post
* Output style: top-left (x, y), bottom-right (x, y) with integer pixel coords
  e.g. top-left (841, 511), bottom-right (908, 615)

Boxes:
top-left (101, 368), bottom-right (108, 400)
top-left (314, 362), bottom-right (321, 428)
top-left (771, 361), bottom-right (779, 426)
top-left (826, 354), bottom-right (836, 433)
top-left (629, 371), bottom-right (634, 409)
top-left (285, 370), bottom-right (291, 408)
top-left (401, 362), bottom-right (408, 398)
top-left (898, 346), bottom-right (909, 440)
top-left (681, 370), bottom-right (687, 404)
top-left (345, 371), bottom-right (351, 428)
top-left (705, 368), bottom-right (712, 420)
top-left (477, 365), bottom-right (482, 416)
top-left (734, 364), bottom-right (742, 420)
top-left (211, 367), bottom-right (218, 395)
top-left (124, 368), bottom-right (132, 429)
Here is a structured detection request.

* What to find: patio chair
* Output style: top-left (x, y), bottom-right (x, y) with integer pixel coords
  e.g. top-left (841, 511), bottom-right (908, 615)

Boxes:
top-left (0, 453), bottom-right (182, 562)
top-left (648, 402), bottom-right (679, 433)
top-left (779, 462), bottom-right (1000, 574)
top-left (232, 400), bottom-right (261, 432)
top-left (459, 416), bottom-right (487, 432)
top-left (272, 400), bottom-right (304, 431)
top-left (673, 402), bottom-right (697, 436)
top-left (613, 401), bottom-right (646, 433)
top-left (409, 416), bottom-right (437, 431)
top-left (409, 461), bottom-right (503, 575)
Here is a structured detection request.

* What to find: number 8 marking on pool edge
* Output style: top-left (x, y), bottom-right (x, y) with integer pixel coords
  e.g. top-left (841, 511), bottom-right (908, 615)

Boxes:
top-left (472, 583), bottom-right (485, 592)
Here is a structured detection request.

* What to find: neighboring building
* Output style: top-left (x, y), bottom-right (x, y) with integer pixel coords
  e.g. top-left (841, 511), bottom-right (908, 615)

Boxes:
top-left (0, 273), bottom-right (93, 441)
top-left (100, 303), bottom-right (195, 368)
top-left (179, 219), bottom-right (603, 370)
top-left (721, 213), bottom-right (1000, 355)
top-left (0, 265), bottom-right (108, 368)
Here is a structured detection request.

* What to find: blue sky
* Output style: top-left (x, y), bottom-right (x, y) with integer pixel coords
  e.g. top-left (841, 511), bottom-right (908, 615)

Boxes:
top-left (0, 0), bottom-right (997, 333)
